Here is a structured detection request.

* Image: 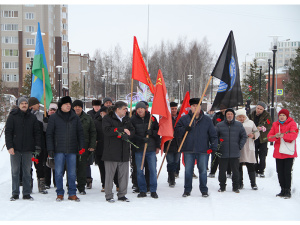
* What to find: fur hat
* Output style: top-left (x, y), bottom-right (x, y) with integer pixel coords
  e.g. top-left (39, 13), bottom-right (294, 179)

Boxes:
top-left (235, 109), bottom-right (247, 117)
top-left (170, 102), bottom-right (178, 107)
top-left (28, 97), bottom-right (40, 107)
top-left (17, 97), bottom-right (28, 107)
top-left (257, 101), bottom-right (267, 109)
top-left (103, 97), bottom-right (113, 105)
top-left (189, 98), bottom-right (201, 106)
top-left (58, 96), bottom-right (72, 110)
top-left (72, 100), bottom-right (83, 108)
top-left (136, 101), bottom-right (146, 110)
top-left (92, 100), bottom-right (102, 106)
top-left (278, 109), bottom-right (289, 118)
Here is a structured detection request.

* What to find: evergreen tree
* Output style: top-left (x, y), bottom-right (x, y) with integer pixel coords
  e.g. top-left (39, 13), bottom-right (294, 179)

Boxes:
top-left (242, 59), bottom-right (267, 105)
top-left (282, 47), bottom-right (300, 125)
top-left (20, 71), bottom-right (31, 97)
top-left (70, 79), bottom-right (83, 99)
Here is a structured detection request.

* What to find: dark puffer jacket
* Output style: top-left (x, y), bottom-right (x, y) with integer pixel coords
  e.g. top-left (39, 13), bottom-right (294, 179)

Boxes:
top-left (101, 112), bottom-right (135, 162)
top-left (46, 109), bottom-right (85, 154)
top-left (175, 110), bottom-right (218, 153)
top-left (130, 111), bottom-right (160, 153)
top-left (216, 113), bottom-right (248, 158)
top-left (94, 113), bottom-right (105, 156)
top-left (5, 108), bottom-right (41, 152)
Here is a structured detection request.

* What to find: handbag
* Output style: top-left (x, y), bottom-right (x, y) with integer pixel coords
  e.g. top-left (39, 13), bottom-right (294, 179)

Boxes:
top-left (278, 125), bottom-right (296, 155)
top-left (46, 157), bottom-right (55, 169)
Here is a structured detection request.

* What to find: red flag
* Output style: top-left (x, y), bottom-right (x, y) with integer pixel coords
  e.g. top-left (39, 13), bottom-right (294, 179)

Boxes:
top-left (175, 91), bottom-right (191, 126)
top-left (132, 36), bottom-right (155, 94)
top-left (151, 69), bottom-right (173, 153)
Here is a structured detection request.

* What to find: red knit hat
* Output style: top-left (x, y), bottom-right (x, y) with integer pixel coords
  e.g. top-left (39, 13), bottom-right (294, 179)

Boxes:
top-left (278, 109), bottom-right (289, 118)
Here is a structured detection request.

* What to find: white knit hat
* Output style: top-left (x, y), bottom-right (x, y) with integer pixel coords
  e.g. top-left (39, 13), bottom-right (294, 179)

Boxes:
top-left (235, 109), bottom-right (247, 117)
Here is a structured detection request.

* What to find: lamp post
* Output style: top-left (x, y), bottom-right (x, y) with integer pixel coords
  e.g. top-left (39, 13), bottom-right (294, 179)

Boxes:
top-left (81, 70), bottom-right (87, 110)
top-left (113, 78), bottom-right (118, 101)
top-left (27, 49), bottom-right (35, 90)
top-left (102, 74), bottom-right (107, 97)
top-left (270, 36), bottom-right (278, 123)
top-left (177, 79), bottom-right (181, 104)
top-left (267, 58), bottom-right (272, 108)
top-left (187, 75), bottom-right (193, 95)
top-left (56, 65), bottom-right (62, 100)
top-left (258, 66), bottom-right (262, 101)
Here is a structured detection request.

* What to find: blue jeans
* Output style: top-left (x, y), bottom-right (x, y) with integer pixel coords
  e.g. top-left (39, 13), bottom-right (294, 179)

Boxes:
top-left (135, 151), bottom-right (157, 193)
top-left (183, 152), bottom-right (209, 193)
top-left (55, 153), bottom-right (77, 196)
top-left (10, 151), bottom-right (32, 196)
top-left (166, 152), bottom-right (181, 172)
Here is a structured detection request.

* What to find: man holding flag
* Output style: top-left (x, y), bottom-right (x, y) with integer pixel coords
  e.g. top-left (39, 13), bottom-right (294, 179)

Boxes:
top-left (175, 98), bottom-right (218, 198)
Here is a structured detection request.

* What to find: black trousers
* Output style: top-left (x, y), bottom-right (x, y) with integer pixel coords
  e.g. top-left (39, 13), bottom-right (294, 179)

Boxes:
top-left (210, 153), bottom-right (232, 175)
top-left (33, 149), bottom-right (46, 179)
top-left (255, 141), bottom-right (268, 174)
top-left (95, 154), bottom-right (118, 188)
top-left (239, 163), bottom-right (256, 186)
top-left (218, 158), bottom-right (239, 190)
top-left (276, 158), bottom-right (294, 189)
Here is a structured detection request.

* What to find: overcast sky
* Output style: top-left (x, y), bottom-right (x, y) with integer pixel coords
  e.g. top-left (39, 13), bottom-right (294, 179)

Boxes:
top-left (68, 3), bottom-right (300, 70)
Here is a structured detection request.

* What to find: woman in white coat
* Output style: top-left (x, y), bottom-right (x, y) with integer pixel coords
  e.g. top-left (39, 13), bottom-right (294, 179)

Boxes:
top-left (235, 109), bottom-right (260, 190)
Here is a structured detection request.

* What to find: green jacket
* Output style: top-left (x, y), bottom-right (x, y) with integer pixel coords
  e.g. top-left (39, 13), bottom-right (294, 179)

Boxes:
top-left (249, 110), bottom-right (272, 143)
top-left (79, 111), bottom-right (97, 150)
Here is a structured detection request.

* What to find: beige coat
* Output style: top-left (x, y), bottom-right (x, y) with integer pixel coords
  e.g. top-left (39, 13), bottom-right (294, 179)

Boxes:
top-left (239, 117), bottom-right (260, 163)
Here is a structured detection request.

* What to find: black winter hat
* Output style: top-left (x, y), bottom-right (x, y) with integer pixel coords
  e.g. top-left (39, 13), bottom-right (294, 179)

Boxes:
top-left (136, 101), bottom-right (147, 110)
top-left (92, 100), bottom-right (102, 106)
top-left (170, 102), bottom-right (178, 107)
top-left (73, 100), bottom-right (83, 108)
top-left (58, 96), bottom-right (72, 110)
top-left (141, 101), bottom-right (149, 106)
top-left (28, 97), bottom-right (40, 107)
top-left (99, 106), bottom-right (108, 113)
top-left (225, 108), bottom-right (235, 116)
top-left (189, 98), bottom-right (201, 106)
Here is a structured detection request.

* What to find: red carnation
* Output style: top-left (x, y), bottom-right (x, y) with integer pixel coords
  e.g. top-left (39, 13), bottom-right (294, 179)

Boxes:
top-left (35, 158), bottom-right (39, 164)
top-left (31, 157), bottom-right (35, 162)
top-left (267, 119), bottom-right (270, 124)
top-left (114, 128), bottom-right (118, 132)
top-left (220, 138), bottom-right (224, 142)
top-left (81, 148), bottom-right (85, 153)
top-left (117, 135), bottom-right (121, 138)
top-left (151, 117), bottom-right (155, 122)
top-left (207, 149), bottom-right (213, 154)
top-left (216, 118), bottom-right (222, 122)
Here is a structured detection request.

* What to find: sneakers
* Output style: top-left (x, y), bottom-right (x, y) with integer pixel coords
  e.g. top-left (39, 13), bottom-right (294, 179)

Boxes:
top-left (79, 190), bottom-right (86, 195)
top-left (218, 188), bottom-right (225, 192)
top-left (23, 195), bottom-right (34, 200)
top-left (101, 187), bottom-right (105, 192)
top-left (182, 192), bottom-right (191, 197)
top-left (151, 192), bottom-right (158, 199)
top-left (68, 195), bottom-right (80, 202)
top-left (10, 195), bottom-right (19, 201)
top-left (202, 192), bottom-right (209, 197)
top-left (251, 185), bottom-right (258, 190)
top-left (284, 189), bottom-right (291, 199)
top-left (118, 196), bottom-right (130, 202)
top-left (106, 198), bottom-right (115, 203)
top-left (56, 195), bottom-right (64, 202)
top-left (193, 173), bottom-right (198, 179)
top-left (137, 192), bottom-right (147, 198)
top-left (208, 173), bottom-right (215, 178)
top-left (233, 189), bottom-right (240, 193)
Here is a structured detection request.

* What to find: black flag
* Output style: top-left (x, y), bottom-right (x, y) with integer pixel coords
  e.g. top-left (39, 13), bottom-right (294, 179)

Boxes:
top-left (211, 31), bottom-right (243, 110)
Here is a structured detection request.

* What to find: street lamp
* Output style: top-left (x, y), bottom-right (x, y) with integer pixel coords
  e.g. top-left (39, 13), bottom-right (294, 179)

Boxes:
top-left (258, 66), bottom-right (262, 101)
top-left (177, 79), bottom-right (181, 104)
top-left (267, 58), bottom-right (272, 108)
top-left (56, 65), bottom-right (62, 100)
top-left (102, 74), bottom-right (107, 97)
top-left (28, 49), bottom-right (35, 90)
top-left (187, 75), bottom-right (193, 95)
top-left (113, 78), bottom-right (118, 101)
top-left (81, 70), bottom-right (87, 110)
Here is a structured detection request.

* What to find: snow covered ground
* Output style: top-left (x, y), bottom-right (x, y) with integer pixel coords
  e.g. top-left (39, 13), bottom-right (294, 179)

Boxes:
top-left (0, 121), bottom-right (299, 221)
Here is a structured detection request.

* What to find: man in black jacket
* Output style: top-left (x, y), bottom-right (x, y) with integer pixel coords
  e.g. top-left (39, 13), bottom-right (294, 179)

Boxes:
top-left (102, 101), bottom-right (135, 203)
top-left (130, 101), bottom-right (160, 198)
top-left (46, 96), bottom-right (85, 202)
top-left (87, 99), bottom-right (102, 120)
top-left (216, 108), bottom-right (248, 193)
top-left (5, 97), bottom-right (41, 201)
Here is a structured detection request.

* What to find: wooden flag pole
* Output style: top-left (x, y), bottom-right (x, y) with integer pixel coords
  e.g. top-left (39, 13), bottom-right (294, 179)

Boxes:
top-left (177, 76), bottom-right (213, 153)
top-left (157, 139), bottom-right (172, 179)
top-left (42, 68), bottom-right (47, 118)
top-left (140, 114), bottom-right (153, 170)
top-left (129, 78), bottom-right (134, 118)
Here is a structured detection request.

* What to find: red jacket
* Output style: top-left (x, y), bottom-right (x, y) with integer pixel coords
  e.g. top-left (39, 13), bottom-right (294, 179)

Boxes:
top-left (267, 117), bottom-right (298, 159)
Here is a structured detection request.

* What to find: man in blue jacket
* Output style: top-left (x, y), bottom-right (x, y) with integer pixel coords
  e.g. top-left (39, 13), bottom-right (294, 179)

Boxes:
top-left (175, 98), bottom-right (217, 198)
top-left (216, 108), bottom-right (247, 193)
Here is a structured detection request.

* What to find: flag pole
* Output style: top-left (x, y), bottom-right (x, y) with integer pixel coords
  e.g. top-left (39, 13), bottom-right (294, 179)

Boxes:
top-left (140, 114), bottom-right (153, 170)
top-left (157, 139), bottom-right (172, 179)
top-left (177, 76), bottom-right (213, 153)
top-left (129, 78), bottom-right (134, 118)
top-left (42, 68), bottom-right (47, 117)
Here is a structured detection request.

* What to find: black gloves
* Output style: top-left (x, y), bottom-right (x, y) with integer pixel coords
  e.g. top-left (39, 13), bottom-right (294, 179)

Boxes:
top-left (121, 134), bottom-right (129, 141)
top-left (48, 151), bottom-right (55, 158)
top-left (43, 116), bottom-right (49, 123)
top-left (35, 146), bottom-right (41, 156)
top-left (185, 126), bottom-right (192, 132)
top-left (143, 137), bottom-right (149, 143)
top-left (145, 129), bottom-right (153, 136)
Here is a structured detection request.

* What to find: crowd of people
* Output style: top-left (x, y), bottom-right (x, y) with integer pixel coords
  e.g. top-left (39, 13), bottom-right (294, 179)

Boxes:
top-left (5, 96), bottom-right (298, 202)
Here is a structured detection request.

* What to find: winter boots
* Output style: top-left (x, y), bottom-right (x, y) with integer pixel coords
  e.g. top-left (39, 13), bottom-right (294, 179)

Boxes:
top-left (86, 178), bottom-right (93, 189)
top-left (276, 188), bottom-right (292, 199)
top-left (38, 178), bottom-right (48, 194)
top-left (168, 172), bottom-right (176, 187)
